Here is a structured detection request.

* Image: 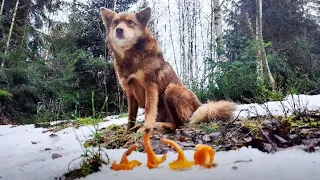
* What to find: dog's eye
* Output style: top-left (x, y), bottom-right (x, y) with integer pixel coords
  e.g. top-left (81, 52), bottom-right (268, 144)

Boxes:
top-left (127, 20), bottom-right (134, 26)
top-left (113, 20), bottom-right (119, 25)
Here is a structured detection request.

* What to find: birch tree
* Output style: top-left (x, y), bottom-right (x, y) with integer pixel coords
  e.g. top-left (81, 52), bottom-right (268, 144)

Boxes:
top-left (1, 0), bottom-right (19, 67)
top-left (213, 0), bottom-right (224, 62)
top-left (0, 0), bottom-right (5, 23)
top-left (255, 0), bottom-right (275, 90)
top-left (255, 0), bottom-right (263, 84)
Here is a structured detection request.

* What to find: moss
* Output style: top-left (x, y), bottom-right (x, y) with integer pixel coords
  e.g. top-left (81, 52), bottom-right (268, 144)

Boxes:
top-left (310, 122), bottom-right (319, 127)
top-left (200, 122), bottom-right (221, 133)
top-left (104, 124), bottom-right (125, 134)
top-left (242, 119), bottom-right (262, 134)
top-left (76, 117), bottom-right (102, 126)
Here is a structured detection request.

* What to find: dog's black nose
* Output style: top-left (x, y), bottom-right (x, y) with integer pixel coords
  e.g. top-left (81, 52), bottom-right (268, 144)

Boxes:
top-left (116, 28), bottom-right (123, 34)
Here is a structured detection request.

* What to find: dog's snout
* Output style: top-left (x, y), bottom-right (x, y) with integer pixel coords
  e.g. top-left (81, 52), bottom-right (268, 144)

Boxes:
top-left (116, 28), bottom-right (123, 34)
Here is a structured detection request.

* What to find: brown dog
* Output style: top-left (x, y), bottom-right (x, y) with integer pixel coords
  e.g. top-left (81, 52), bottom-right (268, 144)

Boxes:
top-left (100, 7), bottom-right (237, 133)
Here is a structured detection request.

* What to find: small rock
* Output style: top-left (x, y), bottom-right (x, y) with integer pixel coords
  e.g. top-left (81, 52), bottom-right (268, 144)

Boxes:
top-left (303, 138), bottom-right (320, 146)
top-left (244, 137), bottom-right (252, 142)
top-left (301, 129), bottom-right (311, 134)
top-left (49, 134), bottom-right (58, 138)
top-left (52, 153), bottom-right (62, 159)
top-left (31, 141), bottom-right (37, 144)
top-left (151, 139), bottom-right (161, 147)
top-left (305, 145), bottom-right (316, 153)
top-left (152, 134), bottom-right (161, 140)
top-left (208, 132), bottom-right (220, 141)
top-left (181, 142), bottom-right (195, 148)
top-left (154, 147), bottom-right (170, 154)
top-left (202, 135), bottom-right (211, 142)
top-left (232, 166), bottom-right (238, 170)
top-left (289, 134), bottom-right (298, 140)
top-left (263, 143), bottom-right (276, 153)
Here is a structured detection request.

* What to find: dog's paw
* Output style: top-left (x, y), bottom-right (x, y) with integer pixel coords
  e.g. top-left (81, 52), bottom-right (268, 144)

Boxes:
top-left (127, 124), bottom-right (143, 134)
top-left (137, 126), bottom-right (147, 133)
top-left (137, 125), bottom-right (154, 133)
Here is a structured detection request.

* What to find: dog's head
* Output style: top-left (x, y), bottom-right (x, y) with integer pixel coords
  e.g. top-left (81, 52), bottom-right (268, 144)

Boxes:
top-left (100, 7), bottom-right (151, 51)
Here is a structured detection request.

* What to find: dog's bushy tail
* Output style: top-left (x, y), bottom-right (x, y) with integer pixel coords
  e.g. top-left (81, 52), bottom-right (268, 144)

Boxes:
top-left (189, 100), bottom-right (237, 125)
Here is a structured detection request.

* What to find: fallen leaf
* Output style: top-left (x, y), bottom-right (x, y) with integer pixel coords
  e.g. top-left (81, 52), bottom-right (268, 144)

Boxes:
top-left (179, 136), bottom-right (187, 142)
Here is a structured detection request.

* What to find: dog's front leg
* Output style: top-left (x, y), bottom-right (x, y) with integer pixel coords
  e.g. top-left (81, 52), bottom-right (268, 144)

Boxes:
top-left (125, 91), bottom-right (139, 134)
top-left (140, 83), bottom-right (158, 131)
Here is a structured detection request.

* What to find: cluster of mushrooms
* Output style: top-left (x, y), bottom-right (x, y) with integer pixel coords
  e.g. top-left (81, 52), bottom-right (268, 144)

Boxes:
top-left (112, 129), bottom-right (217, 171)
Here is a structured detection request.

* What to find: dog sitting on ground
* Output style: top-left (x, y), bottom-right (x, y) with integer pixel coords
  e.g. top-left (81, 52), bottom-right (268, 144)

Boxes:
top-left (100, 7), bottom-right (237, 133)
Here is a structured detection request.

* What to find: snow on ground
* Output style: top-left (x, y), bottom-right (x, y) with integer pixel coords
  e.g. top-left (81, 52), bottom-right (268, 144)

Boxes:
top-left (83, 147), bottom-right (320, 180)
top-left (235, 94), bottom-right (320, 118)
top-left (0, 94), bottom-right (320, 180)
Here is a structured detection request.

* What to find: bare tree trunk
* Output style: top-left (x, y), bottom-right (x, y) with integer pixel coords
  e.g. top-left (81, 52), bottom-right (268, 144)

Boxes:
top-left (1, 0), bottom-right (19, 67)
top-left (213, 0), bottom-right (224, 62)
top-left (245, 12), bottom-right (254, 36)
top-left (0, 0), bottom-right (5, 23)
top-left (113, 0), bottom-right (117, 11)
top-left (177, 0), bottom-right (186, 84)
top-left (258, 0), bottom-right (275, 90)
top-left (255, 0), bottom-right (263, 85)
top-left (192, 0), bottom-right (198, 89)
top-left (209, 0), bottom-right (214, 83)
top-left (256, 0), bottom-right (275, 90)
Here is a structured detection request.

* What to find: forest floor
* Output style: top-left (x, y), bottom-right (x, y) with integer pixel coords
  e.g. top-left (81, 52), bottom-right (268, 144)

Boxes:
top-left (0, 94), bottom-right (319, 180)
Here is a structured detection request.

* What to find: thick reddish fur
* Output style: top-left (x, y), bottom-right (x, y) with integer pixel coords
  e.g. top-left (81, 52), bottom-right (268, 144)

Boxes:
top-left (100, 7), bottom-right (237, 133)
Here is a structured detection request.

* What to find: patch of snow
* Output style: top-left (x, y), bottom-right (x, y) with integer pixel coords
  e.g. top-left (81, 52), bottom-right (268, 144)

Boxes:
top-left (235, 94), bottom-right (320, 118)
top-left (0, 118), bottom-right (127, 180)
top-left (82, 147), bottom-right (320, 180)
top-left (0, 94), bottom-right (319, 180)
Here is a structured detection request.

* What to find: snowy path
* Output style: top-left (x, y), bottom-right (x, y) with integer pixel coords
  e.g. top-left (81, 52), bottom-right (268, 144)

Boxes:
top-left (0, 94), bottom-right (319, 180)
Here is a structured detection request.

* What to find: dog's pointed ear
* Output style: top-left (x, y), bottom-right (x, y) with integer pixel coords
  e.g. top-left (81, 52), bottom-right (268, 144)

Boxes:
top-left (100, 7), bottom-right (116, 27)
top-left (136, 7), bottom-right (151, 27)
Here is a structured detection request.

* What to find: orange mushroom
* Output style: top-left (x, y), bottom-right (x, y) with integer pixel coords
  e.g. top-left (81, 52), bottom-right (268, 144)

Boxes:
top-left (160, 139), bottom-right (195, 170)
top-left (144, 129), bottom-right (167, 169)
top-left (112, 143), bottom-right (142, 171)
top-left (193, 144), bottom-right (217, 168)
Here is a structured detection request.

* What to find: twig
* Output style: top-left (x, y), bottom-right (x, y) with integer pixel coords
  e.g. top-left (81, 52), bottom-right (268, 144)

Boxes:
top-left (228, 125), bottom-right (244, 138)
top-left (217, 109), bottom-right (246, 140)
top-left (233, 159), bottom-right (252, 163)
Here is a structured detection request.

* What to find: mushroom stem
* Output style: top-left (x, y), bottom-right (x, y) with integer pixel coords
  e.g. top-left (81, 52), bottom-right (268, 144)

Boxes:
top-left (144, 129), bottom-right (167, 169)
top-left (160, 138), bottom-right (195, 170)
